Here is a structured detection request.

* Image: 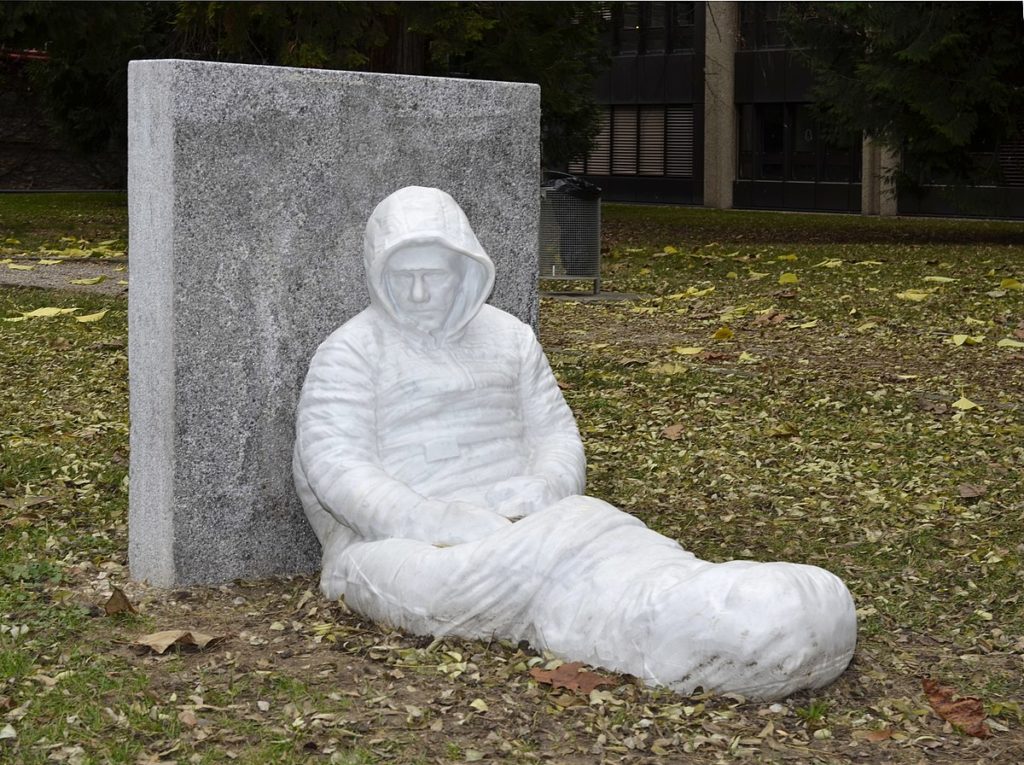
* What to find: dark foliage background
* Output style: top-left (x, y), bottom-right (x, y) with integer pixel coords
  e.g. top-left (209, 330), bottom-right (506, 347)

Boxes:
top-left (785, 2), bottom-right (1024, 190)
top-left (0, 1), bottom-right (609, 182)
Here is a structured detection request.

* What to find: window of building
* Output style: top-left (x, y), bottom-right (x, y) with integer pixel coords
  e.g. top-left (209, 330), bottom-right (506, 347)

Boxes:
top-left (612, 2), bottom-right (696, 55)
top-left (737, 103), bottom-right (861, 183)
top-left (739, 1), bottom-right (788, 51)
top-left (569, 105), bottom-right (694, 177)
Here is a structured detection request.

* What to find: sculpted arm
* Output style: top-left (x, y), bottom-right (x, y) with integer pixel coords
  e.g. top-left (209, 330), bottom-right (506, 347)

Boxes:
top-left (295, 335), bottom-right (507, 544)
top-left (517, 328), bottom-right (587, 502)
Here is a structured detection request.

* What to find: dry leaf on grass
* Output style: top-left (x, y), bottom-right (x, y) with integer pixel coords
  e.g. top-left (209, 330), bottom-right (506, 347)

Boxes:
top-left (957, 483), bottom-right (987, 500)
top-left (922, 677), bottom-right (991, 738)
top-left (103, 586), bottom-right (136, 616)
top-left (662, 423), bottom-right (685, 441)
top-left (135, 629), bottom-right (225, 655)
top-left (529, 661), bottom-right (615, 694)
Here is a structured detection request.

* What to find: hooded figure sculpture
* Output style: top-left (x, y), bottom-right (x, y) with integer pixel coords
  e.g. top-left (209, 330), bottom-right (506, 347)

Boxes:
top-left (294, 186), bottom-right (857, 700)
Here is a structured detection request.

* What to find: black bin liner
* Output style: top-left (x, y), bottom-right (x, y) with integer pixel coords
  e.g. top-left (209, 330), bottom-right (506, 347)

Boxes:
top-left (542, 174), bottom-right (601, 276)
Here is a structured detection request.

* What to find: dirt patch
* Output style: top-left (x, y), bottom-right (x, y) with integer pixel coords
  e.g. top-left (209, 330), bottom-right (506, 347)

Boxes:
top-left (1, 257), bottom-right (127, 297)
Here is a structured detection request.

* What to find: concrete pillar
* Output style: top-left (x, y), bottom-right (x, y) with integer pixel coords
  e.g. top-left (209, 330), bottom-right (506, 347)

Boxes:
top-left (703, 2), bottom-right (739, 209)
top-left (861, 136), bottom-right (899, 216)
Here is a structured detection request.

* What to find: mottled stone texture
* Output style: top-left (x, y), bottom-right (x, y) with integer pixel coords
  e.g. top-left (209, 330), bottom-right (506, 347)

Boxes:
top-left (128, 59), bottom-right (540, 586)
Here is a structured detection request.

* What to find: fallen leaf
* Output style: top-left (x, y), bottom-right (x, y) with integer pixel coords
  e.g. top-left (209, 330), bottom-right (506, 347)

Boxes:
top-left (948, 334), bottom-right (983, 346)
top-left (530, 662), bottom-right (615, 694)
top-left (0, 723), bottom-right (15, 740)
top-left (177, 709), bottom-right (198, 727)
top-left (896, 289), bottom-right (932, 302)
top-left (996, 338), bottom-right (1024, 348)
top-left (777, 254), bottom-right (798, 262)
top-left (738, 351), bottom-right (761, 363)
top-left (75, 309), bottom-right (109, 323)
top-left (38, 258), bottom-right (63, 265)
top-left (662, 245), bottom-right (678, 255)
top-left (799, 319), bottom-right (818, 329)
top-left (103, 587), bottom-right (137, 616)
top-left (778, 272), bottom-right (799, 285)
top-left (649, 362), bottom-right (688, 376)
top-left (999, 277), bottom-right (1022, 290)
top-left (69, 275), bottom-right (106, 285)
top-left (813, 258), bottom-right (843, 268)
top-left (766, 421), bottom-right (799, 438)
top-left (747, 271), bottom-right (770, 280)
top-left (922, 678), bottom-right (991, 737)
top-left (19, 306), bottom-right (79, 318)
top-left (863, 728), bottom-right (893, 742)
top-left (923, 276), bottom-right (956, 283)
top-left (754, 309), bottom-right (786, 325)
top-left (952, 396), bottom-right (980, 411)
top-left (673, 346), bottom-right (704, 355)
top-left (135, 630), bottom-right (225, 655)
top-left (7, 263), bottom-right (34, 271)
top-left (957, 483), bottom-right (987, 499)
top-left (856, 321), bottom-right (878, 332)
top-left (468, 698), bottom-right (489, 712)
top-left (662, 423), bottom-right (685, 441)
top-left (711, 326), bottom-right (734, 341)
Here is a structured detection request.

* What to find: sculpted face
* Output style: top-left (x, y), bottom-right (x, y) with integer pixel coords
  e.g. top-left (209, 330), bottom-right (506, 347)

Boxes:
top-left (386, 243), bottom-right (463, 332)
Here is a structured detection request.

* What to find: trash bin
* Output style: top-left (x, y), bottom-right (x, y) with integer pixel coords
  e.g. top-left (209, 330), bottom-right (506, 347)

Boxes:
top-left (540, 172), bottom-right (602, 293)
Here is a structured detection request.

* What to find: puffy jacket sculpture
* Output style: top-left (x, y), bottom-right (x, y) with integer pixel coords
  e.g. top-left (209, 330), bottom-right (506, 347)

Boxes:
top-left (294, 186), bottom-right (857, 700)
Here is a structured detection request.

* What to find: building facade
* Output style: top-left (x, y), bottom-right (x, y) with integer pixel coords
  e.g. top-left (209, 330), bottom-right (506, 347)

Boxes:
top-left (569, 2), bottom-right (1024, 219)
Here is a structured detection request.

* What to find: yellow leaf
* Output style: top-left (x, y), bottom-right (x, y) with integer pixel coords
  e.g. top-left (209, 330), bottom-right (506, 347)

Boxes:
top-left (712, 326), bottom-right (734, 341)
top-left (469, 698), bottom-right (489, 713)
top-left (952, 396), bottom-right (980, 411)
top-left (855, 260), bottom-right (884, 266)
top-left (799, 319), bottom-right (818, 329)
top-left (896, 289), bottom-right (931, 302)
top-left (923, 276), bottom-right (956, 283)
top-left (738, 351), bottom-right (761, 363)
top-left (69, 275), bottom-right (106, 285)
top-left (21, 307), bottom-right (79, 318)
top-left (726, 271), bottom-right (738, 279)
top-left (948, 334), bottom-right (983, 346)
top-left (1000, 277), bottom-right (1023, 290)
top-left (895, 374), bottom-right (918, 380)
top-left (662, 245), bottom-right (678, 255)
top-left (38, 259), bottom-right (63, 266)
top-left (996, 338), bottom-right (1024, 348)
top-left (778, 272), bottom-right (799, 285)
top-left (777, 254), bottom-right (798, 262)
top-left (963, 317), bottom-right (989, 326)
top-left (673, 346), bottom-right (704, 355)
top-left (117, 280), bottom-right (128, 286)
top-left (766, 421), bottom-right (799, 438)
top-left (4, 238), bottom-right (20, 245)
top-left (685, 285), bottom-right (715, 297)
top-left (748, 271), bottom-right (769, 280)
top-left (7, 263), bottom-right (34, 271)
top-left (813, 259), bottom-right (843, 268)
top-left (856, 321), bottom-right (878, 332)
top-left (649, 362), bottom-right (688, 376)
top-left (74, 309), bottom-right (109, 323)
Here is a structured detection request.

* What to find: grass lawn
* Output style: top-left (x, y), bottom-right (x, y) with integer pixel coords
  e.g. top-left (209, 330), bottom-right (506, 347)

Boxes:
top-left (1, 194), bottom-right (1023, 764)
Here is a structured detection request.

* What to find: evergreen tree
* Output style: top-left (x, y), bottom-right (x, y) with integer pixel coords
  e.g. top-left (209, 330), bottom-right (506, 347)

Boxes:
top-left (785, 2), bottom-right (1024, 189)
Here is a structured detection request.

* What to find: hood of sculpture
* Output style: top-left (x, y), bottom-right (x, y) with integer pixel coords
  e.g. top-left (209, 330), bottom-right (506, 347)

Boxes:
top-left (363, 186), bottom-right (496, 342)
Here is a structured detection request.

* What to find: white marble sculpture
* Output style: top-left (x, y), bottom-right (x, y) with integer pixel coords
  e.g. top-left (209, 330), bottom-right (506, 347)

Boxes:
top-left (293, 186), bottom-right (857, 700)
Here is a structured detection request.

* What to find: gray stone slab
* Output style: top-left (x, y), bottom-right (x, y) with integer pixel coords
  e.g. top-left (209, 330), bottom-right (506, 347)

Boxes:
top-left (128, 59), bottom-right (540, 586)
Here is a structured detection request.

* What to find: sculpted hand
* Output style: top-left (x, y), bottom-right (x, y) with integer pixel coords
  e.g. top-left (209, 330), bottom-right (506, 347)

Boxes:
top-left (430, 501), bottom-right (512, 546)
top-left (486, 476), bottom-right (555, 519)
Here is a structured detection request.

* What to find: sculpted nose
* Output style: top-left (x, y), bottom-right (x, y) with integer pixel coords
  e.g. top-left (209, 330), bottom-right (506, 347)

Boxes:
top-left (410, 275), bottom-right (429, 303)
